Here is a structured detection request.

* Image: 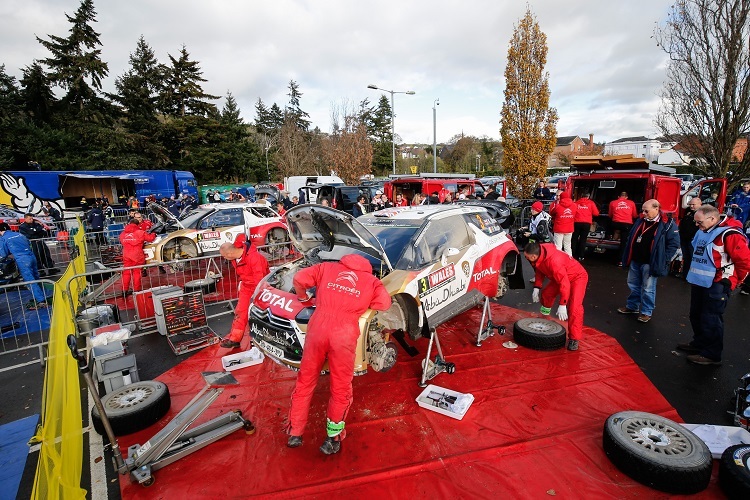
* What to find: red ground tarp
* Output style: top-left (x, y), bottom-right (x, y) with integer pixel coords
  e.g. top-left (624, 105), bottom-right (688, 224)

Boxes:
top-left (118, 304), bottom-right (724, 498)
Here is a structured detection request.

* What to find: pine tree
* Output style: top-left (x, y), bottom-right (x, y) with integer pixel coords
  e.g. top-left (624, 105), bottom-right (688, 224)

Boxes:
top-left (285, 80), bottom-right (311, 131)
top-left (0, 65), bottom-right (22, 123)
top-left (254, 97), bottom-right (272, 133)
top-left (161, 45), bottom-right (219, 117)
top-left (19, 62), bottom-right (56, 124)
top-left (269, 103), bottom-right (284, 131)
top-left (36, 0), bottom-right (109, 116)
top-left (500, 8), bottom-right (558, 198)
top-left (370, 95), bottom-right (393, 174)
top-left (112, 36), bottom-right (165, 130)
top-left (221, 92), bottom-right (242, 127)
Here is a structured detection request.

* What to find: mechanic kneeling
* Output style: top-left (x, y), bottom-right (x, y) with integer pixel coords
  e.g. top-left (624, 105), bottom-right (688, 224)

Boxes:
top-left (286, 254), bottom-right (391, 455)
top-left (524, 241), bottom-right (589, 351)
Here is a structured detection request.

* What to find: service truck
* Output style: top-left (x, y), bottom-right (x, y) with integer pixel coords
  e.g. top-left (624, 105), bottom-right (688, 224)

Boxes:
top-left (566, 155), bottom-right (726, 253)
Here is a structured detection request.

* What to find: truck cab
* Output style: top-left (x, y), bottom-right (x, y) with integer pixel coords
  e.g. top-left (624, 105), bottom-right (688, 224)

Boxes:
top-left (567, 155), bottom-right (726, 252)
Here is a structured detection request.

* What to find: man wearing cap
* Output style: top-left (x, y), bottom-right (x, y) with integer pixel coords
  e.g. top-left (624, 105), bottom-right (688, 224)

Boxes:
top-left (550, 191), bottom-right (577, 256)
top-left (616, 199), bottom-right (679, 323)
top-left (218, 233), bottom-right (270, 349)
top-left (0, 222), bottom-right (49, 309)
top-left (520, 201), bottom-right (552, 245)
top-left (572, 192), bottom-right (599, 261)
top-left (609, 192), bottom-right (638, 266)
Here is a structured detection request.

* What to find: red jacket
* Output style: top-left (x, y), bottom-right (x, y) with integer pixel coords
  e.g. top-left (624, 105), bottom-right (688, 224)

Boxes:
top-left (293, 254), bottom-right (391, 329)
top-left (233, 241), bottom-right (270, 287)
top-left (532, 243), bottom-right (588, 305)
top-left (550, 197), bottom-right (577, 233)
top-left (574, 198), bottom-right (600, 224)
top-left (609, 198), bottom-right (638, 223)
top-left (119, 223), bottom-right (156, 264)
top-left (704, 216), bottom-right (750, 290)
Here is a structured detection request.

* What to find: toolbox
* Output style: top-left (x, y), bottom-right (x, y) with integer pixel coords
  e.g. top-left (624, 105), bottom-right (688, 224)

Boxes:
top-left (160, 290), bottom-right (220, 355)
top-left (416, 384), bottom-right (474, 420)
top-left (151, 285), bottom-right (184, 335)
top-left (135, 285), bottom-right (178, 333)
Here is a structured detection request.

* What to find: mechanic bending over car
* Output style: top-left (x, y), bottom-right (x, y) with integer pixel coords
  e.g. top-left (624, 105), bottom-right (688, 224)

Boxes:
top-left (286, 254), bottom-right (391, 455)
top-left (218, 233), bottom-right (270, 349)
top-left (524, 241), bottom-right (589, 351)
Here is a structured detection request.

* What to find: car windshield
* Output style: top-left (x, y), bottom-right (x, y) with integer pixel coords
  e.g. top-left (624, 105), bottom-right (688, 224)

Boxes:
top-left (359, 222), bottom-right (421, 268)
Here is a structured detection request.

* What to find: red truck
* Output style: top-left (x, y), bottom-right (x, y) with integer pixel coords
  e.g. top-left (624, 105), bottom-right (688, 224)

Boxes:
top-left (384, 173), bottom-right (506, 204)
top-left (566, 155), bottom-right (726, 252)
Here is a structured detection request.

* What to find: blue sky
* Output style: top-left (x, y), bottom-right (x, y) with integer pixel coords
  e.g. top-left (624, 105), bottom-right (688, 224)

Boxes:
top-left (0, 0), bottom-right (673, 144)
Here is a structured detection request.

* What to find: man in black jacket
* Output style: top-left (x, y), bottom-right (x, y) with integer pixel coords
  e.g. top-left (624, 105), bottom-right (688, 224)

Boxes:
top-left (677, 197), bottom-right (702, 277)
top-left (87, 202), bottom-right (106, 246)
top-left (19, 214), bottom-right (58, 276)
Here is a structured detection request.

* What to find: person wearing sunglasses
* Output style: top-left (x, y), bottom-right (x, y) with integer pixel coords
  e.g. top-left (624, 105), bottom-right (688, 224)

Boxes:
top-left (616, 199), bottom-right (680, 323)
top-left (678, 205), bottom-right (750, 365)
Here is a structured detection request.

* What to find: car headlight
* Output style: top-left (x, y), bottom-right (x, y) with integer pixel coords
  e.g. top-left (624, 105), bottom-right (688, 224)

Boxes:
top-left (295, 307), bottom-right (315, 324)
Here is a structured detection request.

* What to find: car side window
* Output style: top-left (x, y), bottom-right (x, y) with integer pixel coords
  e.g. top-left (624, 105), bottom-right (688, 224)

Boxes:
top-left (199, 208), bottom-right (243, 229)
top-left (413, 217), bottom-right (471, 266)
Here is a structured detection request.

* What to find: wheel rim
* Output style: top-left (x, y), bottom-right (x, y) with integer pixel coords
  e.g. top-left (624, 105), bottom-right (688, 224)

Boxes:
top-left (518, 318), bottom-right (560, 334)
top-left (106, 385), bottom-right (154, 410)
top-left (622, 416), bottom-right (690, 455)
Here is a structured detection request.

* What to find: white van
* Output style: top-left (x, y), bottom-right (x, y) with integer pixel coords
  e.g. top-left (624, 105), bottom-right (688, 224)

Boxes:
top-left (285, 175), bottom-right (344, 201)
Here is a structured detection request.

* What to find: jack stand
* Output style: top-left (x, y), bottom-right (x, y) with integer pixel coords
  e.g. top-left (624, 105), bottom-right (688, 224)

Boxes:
top-left (67, 336), bottom-right (253, 487)
top-left (476, 297), bottom-right (506, 346)
top-left (419, 327), bottom-right (455, 387)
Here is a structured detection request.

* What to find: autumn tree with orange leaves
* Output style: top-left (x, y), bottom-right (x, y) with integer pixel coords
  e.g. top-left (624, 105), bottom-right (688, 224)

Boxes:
top-left (500, 8), bottom-right (558, 198)
top-left (322, 102), bottom-right (373, 185)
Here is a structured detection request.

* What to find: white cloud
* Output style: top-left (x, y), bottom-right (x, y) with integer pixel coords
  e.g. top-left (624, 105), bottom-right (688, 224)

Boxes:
top-left (0, 0), bottom-right (675, 144)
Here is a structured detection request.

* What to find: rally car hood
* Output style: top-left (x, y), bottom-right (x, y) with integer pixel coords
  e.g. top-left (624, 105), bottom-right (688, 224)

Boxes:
top-left (285, 204), bottom-right (392, 271)
top-left (148, 202), bottom-right (184, 229)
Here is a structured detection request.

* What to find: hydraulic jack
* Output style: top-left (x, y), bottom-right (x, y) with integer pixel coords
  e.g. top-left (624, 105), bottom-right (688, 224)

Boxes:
top-left (419, 327), bottom-right (455, 387)
top-left (68, 335), bottom-right (254, 487)
top-left (476, 296), bottom-right (506, 346)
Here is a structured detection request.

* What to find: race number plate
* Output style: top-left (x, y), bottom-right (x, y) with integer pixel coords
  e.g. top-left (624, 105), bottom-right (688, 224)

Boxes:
top-left (257, 339), bottom-right (284, 359)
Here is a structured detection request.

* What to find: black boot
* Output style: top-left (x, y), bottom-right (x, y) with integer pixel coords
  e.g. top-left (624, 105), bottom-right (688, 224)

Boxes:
top-left (319, 437), bottom-right (341, 455)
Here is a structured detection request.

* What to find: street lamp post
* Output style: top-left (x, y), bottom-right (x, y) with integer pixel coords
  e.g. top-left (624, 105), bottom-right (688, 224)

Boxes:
top-left (476, 154), bottom-right (481, 172)
top-left (367, 84), bottom-right (416, 175)
top-left (433, 99), bottom-right (439, 173)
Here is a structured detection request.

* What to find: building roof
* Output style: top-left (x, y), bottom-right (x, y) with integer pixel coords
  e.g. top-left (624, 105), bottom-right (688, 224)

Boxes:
top-left (609, 136), bottom-right (654, 144)
top-left (556, 136), bottom-right (580, 146)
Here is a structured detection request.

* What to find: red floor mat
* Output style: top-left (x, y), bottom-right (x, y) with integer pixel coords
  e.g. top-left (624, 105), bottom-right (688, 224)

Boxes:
top-left (117, 304), bottom-right (723, 498)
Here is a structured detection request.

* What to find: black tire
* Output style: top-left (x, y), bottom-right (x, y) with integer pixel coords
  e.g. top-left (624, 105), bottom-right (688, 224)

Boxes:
top-left (91, 381), bottom-right (170, 437)
top-left (394, 295), bottom-right (422, 341)
top-left (720, 444), bottom-right (750, 498)
top-left (513, 318), bottom-right (566, 350)
top-left (603, 411), bottom-right (712, 494)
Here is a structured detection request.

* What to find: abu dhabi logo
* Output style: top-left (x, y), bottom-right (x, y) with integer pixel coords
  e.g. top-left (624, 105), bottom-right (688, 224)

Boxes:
top-left (335, 270), bottom-right (359, 287)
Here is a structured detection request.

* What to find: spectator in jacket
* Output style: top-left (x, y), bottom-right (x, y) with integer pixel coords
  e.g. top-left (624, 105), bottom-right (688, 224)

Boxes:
top-left (679, 205), bottom-right (750, 364)
top-left (87, 202), bottom-right (106, 246)
top-left (609, 192), bottom-right (639, 266)
top-left (550, 191), bottom-right (577, 256)
top-left (19, 214), bottom-right (58, 276)
top-left (394, 193), bottom-right (408, 207)
top-left (526, 241), bottom-right (589, 350)
top-left (677, 197), bottom-right (702, 277)
top-left (729, 181), bottom-right (750, 225)
top-left (572, 192), bottom-right (599, 261)
top-left (616, 199), bottom-right (680, 323)
top-left (352, 196), bottom-right (368, 217)
top-left (0, 222), bottom-right (50, 309)
top-left (286, 254), bottom-right (391, 455)
top-left (41, 201), bottom-right (63, 231)
top-left (533, 181), bottom-right (552, 200)
top-left (118, 219), bottom-right (157, 295)
top-left (484, 184), bottom-right (500, 200)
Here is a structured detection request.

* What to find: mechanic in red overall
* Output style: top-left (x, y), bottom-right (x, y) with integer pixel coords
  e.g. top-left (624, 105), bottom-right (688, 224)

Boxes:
top-left (550, 190), bottom-right (577, 256)
top-left (286, 254), bottom-right (391, 455)
top-left (119, 219), bottom-right (157, 295)
top-left (609, 191), bottom-right (638, 265)
top-left (572, 191), bottom-right (599, 261)
top-left (525, 241), bottom-right (589, 351)
top-left (219, 233), bottom-right (270, 349)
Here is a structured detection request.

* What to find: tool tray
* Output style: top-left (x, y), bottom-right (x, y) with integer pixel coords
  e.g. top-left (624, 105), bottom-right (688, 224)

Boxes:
top-left (160, 290), bottom-right (220, 355)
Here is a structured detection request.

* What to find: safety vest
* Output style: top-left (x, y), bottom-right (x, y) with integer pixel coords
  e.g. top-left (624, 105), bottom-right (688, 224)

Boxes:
top-left (686, 224), bottom-right (745, 287)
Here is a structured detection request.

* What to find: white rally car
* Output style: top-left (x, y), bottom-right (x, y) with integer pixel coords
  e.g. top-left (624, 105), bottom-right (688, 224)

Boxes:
top-left (143, 202), bottom-right (291, 264)
top-left (249, 201), bottom-right (524, 375)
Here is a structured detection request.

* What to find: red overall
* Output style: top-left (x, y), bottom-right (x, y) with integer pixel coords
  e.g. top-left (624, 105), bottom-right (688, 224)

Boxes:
top-left (531, 243), bottom-right (589, 340)
top-left (119, 223), bottom-right (156, 292)
top-left (225, 235), bottom-right (270, 343)
top-left (288, 254), bottom-right (391, 439)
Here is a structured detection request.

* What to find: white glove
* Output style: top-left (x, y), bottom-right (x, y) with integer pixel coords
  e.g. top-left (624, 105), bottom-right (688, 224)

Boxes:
top-left (531, 288), bottom-right (540, 303)
top-left (557, 305), bottom-right (568, 321)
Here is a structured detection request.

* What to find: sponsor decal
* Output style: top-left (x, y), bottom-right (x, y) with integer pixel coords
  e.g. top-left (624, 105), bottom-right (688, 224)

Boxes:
top-left (198, 231), bottom-right (220, 240)
top-left (472, 266), bottom-right (497, 282)
top-left (336, 270), bottom-right (359, 287)
top-left (257, 287), bottom-right (303, 315)
top-left (462, 261), bottom-right (471, 277)
top-left (418, 263), bottom-right (456, 297)
top-left (422, 279), bottom-right (467, 312)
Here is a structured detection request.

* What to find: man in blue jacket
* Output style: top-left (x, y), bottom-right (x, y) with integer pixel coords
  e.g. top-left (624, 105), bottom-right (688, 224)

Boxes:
top-left (729, 181), bottom-right (750, 226)
top-left (0, 222), bottom-right (49, 309)
top-left (616, 199), bottom-right (680, 323)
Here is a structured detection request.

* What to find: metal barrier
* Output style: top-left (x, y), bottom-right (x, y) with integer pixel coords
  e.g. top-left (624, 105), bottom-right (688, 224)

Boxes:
top-left (0, 278), bottom-right (57, 371)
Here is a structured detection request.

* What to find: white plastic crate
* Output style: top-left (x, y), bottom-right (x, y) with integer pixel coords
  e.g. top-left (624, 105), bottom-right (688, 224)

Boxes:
top-left (221, 347), bottom-right (265, 372)
top-left (416, 384), bottom-right (474, 420)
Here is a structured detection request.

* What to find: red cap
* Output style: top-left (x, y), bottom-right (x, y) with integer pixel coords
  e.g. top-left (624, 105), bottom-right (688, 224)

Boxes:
top-left (233, 233), bottom-right (247, 248)
top-left (531, 201), bottom-right (543, 212)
